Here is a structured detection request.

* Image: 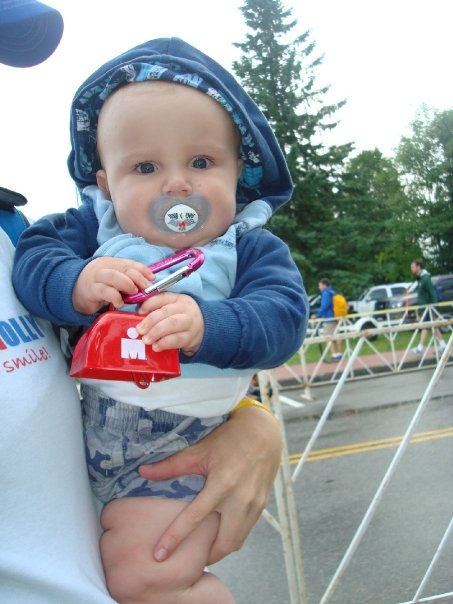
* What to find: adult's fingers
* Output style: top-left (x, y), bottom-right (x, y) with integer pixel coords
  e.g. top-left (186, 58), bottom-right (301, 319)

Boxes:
top-left (151, 488), bottom-right (217, 562)
top-left (139, 445), bottom-right (205, 482)
top-left (139, 445), bottom-right (211, 562)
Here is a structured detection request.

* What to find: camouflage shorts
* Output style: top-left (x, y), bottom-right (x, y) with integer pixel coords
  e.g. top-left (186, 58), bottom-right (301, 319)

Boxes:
top-left (81, 385), bottom-right (227, 504)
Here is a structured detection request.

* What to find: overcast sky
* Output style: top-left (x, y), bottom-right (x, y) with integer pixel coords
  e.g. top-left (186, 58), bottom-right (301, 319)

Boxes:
top-left (1, 0), bottom-right (452, 220)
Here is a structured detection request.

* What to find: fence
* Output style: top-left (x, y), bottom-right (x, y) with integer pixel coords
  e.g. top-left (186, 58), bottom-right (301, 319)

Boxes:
top-left (275, 302), bottom-right (453, 398)
top-left (259, 306), bottom-right (453, 604)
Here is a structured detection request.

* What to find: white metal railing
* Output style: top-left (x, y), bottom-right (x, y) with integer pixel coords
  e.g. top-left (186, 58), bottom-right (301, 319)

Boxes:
top-left (277, 303), bottom-right (453, 398)
top-left (258, 310), bottom-right (453, 604)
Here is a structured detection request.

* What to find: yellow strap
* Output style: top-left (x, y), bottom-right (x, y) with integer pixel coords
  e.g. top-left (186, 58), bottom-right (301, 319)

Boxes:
top-left (231, 397), bottom-right (273, 415)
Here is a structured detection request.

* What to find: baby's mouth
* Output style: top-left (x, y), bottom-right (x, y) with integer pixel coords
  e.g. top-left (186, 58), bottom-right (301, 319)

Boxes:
top-left (148, 195), bottom-right (211, 234)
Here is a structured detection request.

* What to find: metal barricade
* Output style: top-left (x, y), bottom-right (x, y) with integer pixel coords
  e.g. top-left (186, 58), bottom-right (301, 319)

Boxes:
top-left (277, 303), bottom-right (453, 396)
top-left (259, 308), bottom-right (453, 604)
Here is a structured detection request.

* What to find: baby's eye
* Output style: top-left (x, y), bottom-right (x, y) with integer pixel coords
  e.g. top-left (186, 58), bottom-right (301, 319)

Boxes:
top-left (136, 162), bottom-right (156, 174)
top-left (192, 157), bottom-right (211, 169)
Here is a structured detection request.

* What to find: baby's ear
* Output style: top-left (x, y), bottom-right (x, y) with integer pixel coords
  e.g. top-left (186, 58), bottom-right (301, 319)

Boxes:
top-left (96, 169), bottom-right (110, 198)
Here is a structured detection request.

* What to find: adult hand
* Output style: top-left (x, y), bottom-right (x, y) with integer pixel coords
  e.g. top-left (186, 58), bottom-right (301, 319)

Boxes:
top-left (138, 404), bottom-right (282, 565)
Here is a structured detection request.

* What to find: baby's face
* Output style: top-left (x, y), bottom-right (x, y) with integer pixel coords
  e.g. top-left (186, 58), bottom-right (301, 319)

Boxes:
top-left (96, 81), bottom-right (243, 250)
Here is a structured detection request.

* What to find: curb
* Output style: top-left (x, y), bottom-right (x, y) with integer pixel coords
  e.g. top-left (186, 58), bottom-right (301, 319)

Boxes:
top-left (273, 365), bottom-right (453, 422)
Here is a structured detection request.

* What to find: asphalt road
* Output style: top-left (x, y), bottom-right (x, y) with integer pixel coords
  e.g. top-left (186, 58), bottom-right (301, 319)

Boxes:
top-left (212, 369), bottom-right (453, 604)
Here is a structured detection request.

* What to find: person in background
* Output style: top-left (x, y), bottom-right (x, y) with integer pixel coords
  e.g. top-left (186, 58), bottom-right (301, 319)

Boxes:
top-left (410, 258), bottom-right (446, 355)
top-left (0, 3), bottom-right (284, 602)
top-left (311, 277), bottom-right (343, 362)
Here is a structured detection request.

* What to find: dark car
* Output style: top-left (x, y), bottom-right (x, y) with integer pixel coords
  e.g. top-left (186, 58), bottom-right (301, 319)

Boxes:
top-left (390, 274), bottom-right (453, 309)
top-left (432, 274), bottom-right (453, 305)
top-left (388, 274), bottom-right (453, 327)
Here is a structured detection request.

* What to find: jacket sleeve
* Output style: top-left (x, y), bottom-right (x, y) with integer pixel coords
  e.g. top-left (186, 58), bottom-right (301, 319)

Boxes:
top-left (182, 228), bottom-right (308, 369)
top-left (12, 204), bottom-right (100, 326)
top-left (316, 289), bottom-right (332, 318)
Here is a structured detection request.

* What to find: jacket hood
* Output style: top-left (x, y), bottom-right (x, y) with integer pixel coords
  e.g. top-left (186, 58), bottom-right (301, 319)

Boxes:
top-left (68, 37), bottom-right (293, 214)
top-left (418, 269), bottom-right (431, 279)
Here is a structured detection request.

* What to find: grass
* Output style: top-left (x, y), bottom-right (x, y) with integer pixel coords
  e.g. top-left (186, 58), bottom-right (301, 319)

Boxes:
top-left (288, 331), bottom-right (447, 365)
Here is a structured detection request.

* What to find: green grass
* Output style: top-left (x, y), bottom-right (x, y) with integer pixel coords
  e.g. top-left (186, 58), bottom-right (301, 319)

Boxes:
top-left (288, 331), bottom-right (443, 365)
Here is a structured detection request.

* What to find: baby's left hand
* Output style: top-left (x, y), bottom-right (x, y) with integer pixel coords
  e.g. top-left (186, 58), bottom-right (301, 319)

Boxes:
top-left (136, 292), bottom-right (204, 356)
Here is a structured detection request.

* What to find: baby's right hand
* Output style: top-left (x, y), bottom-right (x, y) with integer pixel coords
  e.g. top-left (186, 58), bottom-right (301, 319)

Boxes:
top-left (72, 257), bottom-right (153, 315)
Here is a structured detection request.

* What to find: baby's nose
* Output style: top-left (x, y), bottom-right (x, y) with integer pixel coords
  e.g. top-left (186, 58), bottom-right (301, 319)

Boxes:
top-left (163, 170), bottom-right (192, 197)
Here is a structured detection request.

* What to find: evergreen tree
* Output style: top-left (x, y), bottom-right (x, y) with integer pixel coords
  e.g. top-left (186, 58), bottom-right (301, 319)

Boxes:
top-left (335, 150), bottom-right (410, 295)
top-left (233, 0), bottom-right (352, 291)
top-left (395, 105), bottom-right (453, 272)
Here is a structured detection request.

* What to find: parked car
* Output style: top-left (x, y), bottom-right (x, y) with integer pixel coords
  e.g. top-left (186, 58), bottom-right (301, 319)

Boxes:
top-left (433, 274), bottom-right (453, 306)
top-left (308, 293), bottom-right (321, 316)
top-left (308, 275), bottom-right (453, 343)
top-left (389, 274), bottom-right (453, 330)
top-left (389, 274), bottom-right (453, 310)
top-left (389, 281), bottom-right (417, 312)
top-left (348, 283), bottom-right (411, 315)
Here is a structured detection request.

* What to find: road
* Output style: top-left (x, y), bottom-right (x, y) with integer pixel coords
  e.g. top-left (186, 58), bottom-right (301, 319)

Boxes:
top-left (212, 369), bottom-right (453, 604)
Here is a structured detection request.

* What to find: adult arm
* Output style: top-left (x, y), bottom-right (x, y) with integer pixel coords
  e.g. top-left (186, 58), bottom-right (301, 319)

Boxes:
top-left (139, 403), bottom-right (282, 564)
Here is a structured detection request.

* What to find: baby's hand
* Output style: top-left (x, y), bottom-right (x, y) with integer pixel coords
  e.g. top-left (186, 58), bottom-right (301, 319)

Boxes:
top-left (73, 257), bottom-right (153, 315)
top-left (136, 292), bottom-right (204, 356)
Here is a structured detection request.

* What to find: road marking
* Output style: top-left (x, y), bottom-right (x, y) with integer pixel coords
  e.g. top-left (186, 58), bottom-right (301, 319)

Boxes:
top-left (288, 427), bottom-right (453, 463)
top-left (279, 395), bottom-right (305, 408)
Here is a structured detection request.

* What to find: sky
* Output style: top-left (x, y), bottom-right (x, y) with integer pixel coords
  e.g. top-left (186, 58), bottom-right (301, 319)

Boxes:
top-left (1, 0), bottom-right (452, 220)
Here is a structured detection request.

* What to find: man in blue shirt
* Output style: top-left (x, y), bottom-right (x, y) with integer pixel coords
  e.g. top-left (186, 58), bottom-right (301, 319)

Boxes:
top-left (313, 277), bottom-right (343, 362)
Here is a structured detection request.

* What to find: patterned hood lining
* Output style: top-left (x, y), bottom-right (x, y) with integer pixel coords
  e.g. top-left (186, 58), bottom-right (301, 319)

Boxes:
top-left (68, 37), bottom-right (293, 214)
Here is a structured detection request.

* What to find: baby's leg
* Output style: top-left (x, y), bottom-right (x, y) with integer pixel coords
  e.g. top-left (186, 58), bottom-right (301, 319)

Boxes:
top-left (100, 496), bottom-right (235, 604)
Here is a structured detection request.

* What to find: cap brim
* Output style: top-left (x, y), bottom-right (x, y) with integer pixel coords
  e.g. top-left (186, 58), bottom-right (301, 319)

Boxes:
top-left (0, 3), bottom-right (63, 67)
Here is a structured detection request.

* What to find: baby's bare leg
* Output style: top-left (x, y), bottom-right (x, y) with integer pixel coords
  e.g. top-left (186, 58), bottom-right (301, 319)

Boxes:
top-left (100, 496), bottom-right (235, 604)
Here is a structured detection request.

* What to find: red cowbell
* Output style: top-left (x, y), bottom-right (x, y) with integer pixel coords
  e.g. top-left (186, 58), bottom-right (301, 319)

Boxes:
top-left (70, 309), bottom-right (180, 389)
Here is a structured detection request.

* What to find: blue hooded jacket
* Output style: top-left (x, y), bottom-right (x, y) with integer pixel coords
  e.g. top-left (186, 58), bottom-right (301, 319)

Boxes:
top-left (14, 37), bottom-right (307, 371)
top-left (68, 37), bottom-right (293, 214)
top-left (316, 286), bottom-right (336, 320)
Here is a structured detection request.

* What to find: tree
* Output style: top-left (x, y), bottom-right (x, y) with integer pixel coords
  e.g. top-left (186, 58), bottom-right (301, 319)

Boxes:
top-left (395, 105), bottom-right (453, 273)
top-left (233, 0), bottom-right (352, 292)
top-left (335, 150), bottom-right (411, 294)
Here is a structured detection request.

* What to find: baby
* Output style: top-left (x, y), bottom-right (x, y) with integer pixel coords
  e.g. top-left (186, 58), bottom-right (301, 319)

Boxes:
top-left (13, 38), bottom-right (308, 603)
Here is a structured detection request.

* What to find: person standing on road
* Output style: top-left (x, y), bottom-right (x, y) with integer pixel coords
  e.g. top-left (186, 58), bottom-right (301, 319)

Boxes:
top-left (410, 259), bottom-right (446, 355)
top-left (311, 277), bottom-right (343, 362)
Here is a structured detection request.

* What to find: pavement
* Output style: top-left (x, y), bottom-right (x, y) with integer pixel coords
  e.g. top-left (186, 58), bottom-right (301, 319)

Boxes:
top-left (217, 357), bottom-right (453, 604)
top-left (270, 350), bottom-right (453, 422)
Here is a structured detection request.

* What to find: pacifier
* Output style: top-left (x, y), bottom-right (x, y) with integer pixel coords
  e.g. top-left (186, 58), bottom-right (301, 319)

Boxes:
top-left (149, 194), bottom-right (211, 234)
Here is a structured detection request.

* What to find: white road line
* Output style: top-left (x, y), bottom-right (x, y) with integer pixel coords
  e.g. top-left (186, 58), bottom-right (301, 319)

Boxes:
top-left (279, 395), bottom-right (305, 408)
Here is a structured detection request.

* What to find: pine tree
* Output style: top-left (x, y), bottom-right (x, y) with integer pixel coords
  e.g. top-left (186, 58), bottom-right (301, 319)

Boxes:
top-left (395, 106), bottom-right (453, 272)
top-left (233, 0), bottom-right (352, 290)
top-left (335, 150), bottom-right (410, 294)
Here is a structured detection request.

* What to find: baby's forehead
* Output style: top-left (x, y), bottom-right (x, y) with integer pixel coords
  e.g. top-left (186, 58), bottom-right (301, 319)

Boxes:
top-left (98, 81), bottom-right (179, 124)
top-left (98, 80), bottom-right (239, 140)
top-left (103, 80), bottom-right (205, 107)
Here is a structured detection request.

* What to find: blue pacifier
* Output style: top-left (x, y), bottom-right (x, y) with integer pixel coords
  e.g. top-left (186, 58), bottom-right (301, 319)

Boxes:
top-left (149, 194), bottom-right (211, 234)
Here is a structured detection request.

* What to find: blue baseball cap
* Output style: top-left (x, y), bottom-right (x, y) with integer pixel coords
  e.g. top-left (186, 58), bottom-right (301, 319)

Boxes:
top-left (0, 0), bottom-right (63, 67)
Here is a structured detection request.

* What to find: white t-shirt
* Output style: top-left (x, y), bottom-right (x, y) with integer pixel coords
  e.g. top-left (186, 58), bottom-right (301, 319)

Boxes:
top-left (0, 230), bottom-right (115, 603)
